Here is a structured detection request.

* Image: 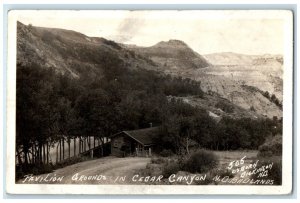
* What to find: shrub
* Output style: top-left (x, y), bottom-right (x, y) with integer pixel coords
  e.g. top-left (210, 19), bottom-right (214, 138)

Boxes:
top-left (194, 174), bottom-right (214, 185)
top-left (160, 149), bottom-right (174, 157)
top-left (41, 31), bottom-right (56, 43)
top-left (138, 163), bottom-right (155, 177)
top-left (252, 160), bottom-right (282, 185)
top-left (219, 169), bottom-right (234, 178)
top-left (102, 39), bottom-right (122, 50)
top-left (263, 91), bottom-right (270, 99)
top-left (250, 106), bottom-right (256, 112)
top-left (183, 150), bottom-right (218, 173)
top-left (16, 163), bottom-right (54, 181)
top-left (268, 161), bottom-right (282, 185)
top-left (151, 157), bottom-right (166, 164)
top-left (258, 135), bottom-right (282, 157)
top-left (162, 162), bottom-right (181, 178)
top-left (215, 100), bottom-right (234, 113)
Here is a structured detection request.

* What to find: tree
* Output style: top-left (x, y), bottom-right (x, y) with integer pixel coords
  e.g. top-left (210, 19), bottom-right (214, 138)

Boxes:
top-left (192, 110), bottom-right (217, 149)
top-left (263, 91), bottom-right (270, 99)
top-left (75, 88), bottom-right (121, 156)
top-left (160, 114), bottom-right (182, 154)
top-left (271, 94), bottom-right (276, 102)
top-left (250, 106), bottom-right (256, 112)
top-left (160, 99), bottom-right (212, 154)
top-left (16, 63), bottom-right (60, 166)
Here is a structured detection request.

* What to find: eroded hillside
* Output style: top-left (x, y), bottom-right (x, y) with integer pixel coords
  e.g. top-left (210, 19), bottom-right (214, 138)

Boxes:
top-left (17, 22), bottom-right (282, 119)
top-left (130, 44), bottom-right (283, 118)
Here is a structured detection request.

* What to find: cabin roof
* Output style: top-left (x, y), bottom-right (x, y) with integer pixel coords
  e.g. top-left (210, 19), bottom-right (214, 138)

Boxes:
top-left (110, 127), bottom-right (160, 146)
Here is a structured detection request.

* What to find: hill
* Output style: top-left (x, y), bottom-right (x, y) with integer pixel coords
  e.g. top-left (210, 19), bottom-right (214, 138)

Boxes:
top-left (203, 52), bottom-right (283, 100)
top-left (17, 23), bottom-right (282, 118)
top-left (126, 39), bottom-right (210, 73)
top-left (17, 21), bottom-right (160, 79)
top-left (15, 22), bottom-right (283, 175)
top-left (129, 47), bottom-right (283, 118)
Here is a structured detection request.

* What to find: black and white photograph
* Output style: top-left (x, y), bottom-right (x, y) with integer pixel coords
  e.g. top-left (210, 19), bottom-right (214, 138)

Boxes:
top-left (5, 10), bottom-right (293, 194)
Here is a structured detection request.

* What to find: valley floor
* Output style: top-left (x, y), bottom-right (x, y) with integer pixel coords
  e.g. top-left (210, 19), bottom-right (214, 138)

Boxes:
top-left (18, 150), bottom-right (281, 186)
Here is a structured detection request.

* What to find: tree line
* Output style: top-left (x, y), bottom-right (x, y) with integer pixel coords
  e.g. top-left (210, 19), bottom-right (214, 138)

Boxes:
top-left (157, 98), bottom-right (282, 154)
top-left (262, 91), bottom-right (282, 109)
top-left (16, 60), bottom-right (203, 167)
top-left (16, 58), bottom-right (282, 171)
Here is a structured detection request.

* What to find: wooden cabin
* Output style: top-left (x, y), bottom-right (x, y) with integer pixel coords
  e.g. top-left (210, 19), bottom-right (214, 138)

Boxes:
top-left (110, 127), bottom-right (160, 157)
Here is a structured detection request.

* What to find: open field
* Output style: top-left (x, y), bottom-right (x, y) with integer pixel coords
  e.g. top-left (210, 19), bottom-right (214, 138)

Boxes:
top-left (213, 150), bottom-right (258, 166)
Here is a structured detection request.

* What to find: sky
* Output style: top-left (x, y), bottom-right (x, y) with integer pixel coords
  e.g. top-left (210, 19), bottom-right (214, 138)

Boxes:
top-left (14, 10), bottom-right (290, 55)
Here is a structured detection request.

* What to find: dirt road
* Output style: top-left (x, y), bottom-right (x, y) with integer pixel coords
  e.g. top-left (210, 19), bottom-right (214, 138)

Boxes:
top-left (19, 156), bottom-right (151, 184)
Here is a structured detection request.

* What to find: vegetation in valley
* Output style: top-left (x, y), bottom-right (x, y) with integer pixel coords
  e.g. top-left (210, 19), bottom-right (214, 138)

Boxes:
top-left (156, 101), bottom-right (282, 154)
top-left (16, 56), bottom-right (282, 178)
top-left (138, 149), bottom-right (219, 185)
top-left (252, 134), bottom-right (282, 185)
top-left (16, 23), bottom-right (283, 182)
top-left (242, 84), bottom-right (282, 109)
top-left (16, 59), bottom-right (203, 178)
top-left (262, 91), bottom-right (282, 109)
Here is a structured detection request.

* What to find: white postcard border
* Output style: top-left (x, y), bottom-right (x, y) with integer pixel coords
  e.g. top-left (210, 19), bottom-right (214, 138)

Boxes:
top-left (5, 10), bottom-right (294, 195)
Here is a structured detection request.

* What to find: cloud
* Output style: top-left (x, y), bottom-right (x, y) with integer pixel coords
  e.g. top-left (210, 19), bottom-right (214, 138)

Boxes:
top-left (113, 14), bottom-right (145, 43)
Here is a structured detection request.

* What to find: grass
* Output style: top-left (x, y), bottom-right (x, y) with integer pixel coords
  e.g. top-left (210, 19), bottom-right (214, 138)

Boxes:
top-left (251, 157), bottom-right (282, 185)
top-left (54, 155), bottom-right (93, 169)
top-left (16, 163), bottom-right (54, 181)
top-left (213, 150), bottom-right (258, 160)
top-left (138, 150), bottom-right (220, 185)
top-left (147, 149), bottom-right (280, 186)
top-left (183, 150), bottom-right (218, 173)
top-left (213, 150), bottom-right (258, 169)
top-left (159, 149), bottom-right (174, 157)
top-left (139, 149), bottom-right (277, 186)
top-left (162, 162), bottom-right (181, 177)
top-left (257, 134), bottom-right (282, 158)
top-left (252, 135), bottom-right (282, 185)
top-left (16, 155), bottom-right (94, 181)
top-left (151, 157), bottom-right (166, 164)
